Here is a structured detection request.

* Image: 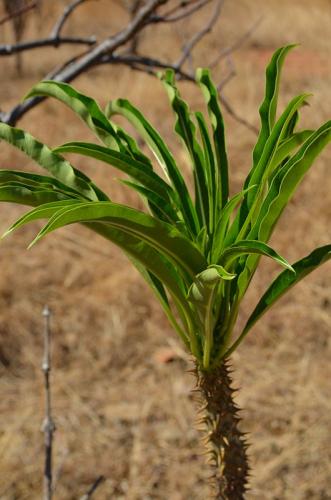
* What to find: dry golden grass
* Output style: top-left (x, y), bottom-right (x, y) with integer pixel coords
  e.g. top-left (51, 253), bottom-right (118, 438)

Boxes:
top-left (0, 1), bottom-right (330, 498)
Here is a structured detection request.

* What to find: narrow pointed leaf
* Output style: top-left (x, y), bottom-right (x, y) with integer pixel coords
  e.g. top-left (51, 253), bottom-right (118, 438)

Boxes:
top-left (211, 186), bottom-right (256, 261)
top-left (226, 93), bottom-right (310, 244)
top-left (54, 141), bottom-right (174, 203)
top-left (0, 124), bottom-right (100, 201)
top-left (226, 245), bottom-right (331, 357)
top-left (0, 170), bottom-right (85, 199)
top-left (268, 129), bottom-right (313, 174)
top-left (196, 68), bottom-right (229, 208)
top-left (253, 120), bottom-right (331, 242)
top-left (29, 201), bottom-right (207, 277)
top-left (119, 179), bottom-right (179, 224)
top-left (0, 184), bottom-right (69, 206)
top-left (25, 80), bottom-right (124, 151)
top-left (161, 70), bottom-right (209, 229)
top-left (106, 97), bottom-right (199, 235)
top-left (2, 200), bottom-right (81, 237)
top-left (195, 111), bottom-right (216, 231)
top-left (252, 44), bottom-right (297, 165)
top-left (219, 240), bottom-right (294, 272)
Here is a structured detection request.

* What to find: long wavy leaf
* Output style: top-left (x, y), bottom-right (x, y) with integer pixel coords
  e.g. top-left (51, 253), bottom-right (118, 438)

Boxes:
top-left (196, 68), bottom-right (229, 209)
top-left (219, 239), bottom-right (294, 272)
top-left (0, 124), bottom-right (101, 201)
top-left (106, 98), bottom-right (199, 235)
top-left (25, 81), bottom-right (124, 151)
top-left (0, 184), bottom-right (69, 206)
top-left (161, 70), bottom-right (209, 229)
top-left (225, 245), bottom-right (331, 357)
top-left (29, 201), bottom-right (207, 277)
top-left (54, 141), bottom-right (174, 204)
top-left (253, 44), bottom-right (297, 165)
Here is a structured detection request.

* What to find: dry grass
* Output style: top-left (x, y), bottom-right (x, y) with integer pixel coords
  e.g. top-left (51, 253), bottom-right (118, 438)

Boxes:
top-left (0, 1), bottom-right (330, 498)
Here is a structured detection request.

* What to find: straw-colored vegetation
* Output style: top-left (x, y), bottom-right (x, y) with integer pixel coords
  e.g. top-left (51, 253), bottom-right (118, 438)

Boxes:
top-left (0, 1), bottom-right (330, 499)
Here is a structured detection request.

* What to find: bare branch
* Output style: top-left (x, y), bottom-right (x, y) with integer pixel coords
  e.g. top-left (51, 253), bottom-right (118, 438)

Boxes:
top-left (80, 476), bottom-right (105, 500)
top-left (175, 0), bottom-right (223, 70)
top-left (0, 1), bottom-right (37, 27)
top-left (0, 35), bottom-right (96, 55)
top-left (0, 0), bottom-right (258, 133)
top-left (51, 0), bottom-right (90, 39)
top-left (41, 305), bottom-right (55, 500)
top-left (217, 55), bottom-right (236, 91)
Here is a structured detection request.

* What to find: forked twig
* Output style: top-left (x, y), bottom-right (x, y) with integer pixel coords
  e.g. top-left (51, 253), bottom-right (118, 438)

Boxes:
top-left (51, 0), bottom-right (90, 39)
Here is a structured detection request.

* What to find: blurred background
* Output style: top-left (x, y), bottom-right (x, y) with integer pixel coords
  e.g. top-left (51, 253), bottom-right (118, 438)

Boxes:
top-left (0, 0), bottom-right (330, 498)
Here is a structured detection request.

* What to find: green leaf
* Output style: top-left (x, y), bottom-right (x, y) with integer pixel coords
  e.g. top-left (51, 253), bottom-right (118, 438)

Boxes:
top-left (195, 111), bottom-right (216, 231)
top-left (219, 239), bottom-right (294, 272)
top-left (253, 44), bottom-right (297, 165)
top-left (0, 124), bottom-right (101, 201)
top-left (106, 97), bottom-right (199, 236)
top-left (248, 93), bottom-right (310, 205)
top-left (90, 221), bottom-right (202, 358)
top-left (0, 184), bottom-right (69, 206)
top-left (2, 200), bottom-right (81, 237)
top-left (196, 68), bottom-right (229, 209)
top-left (119, 179), bottom-right (179, 224)
top-left (253, 120), bottom-right (331, 243)
top-left (227, 92), bottom-right (310, 244)
top-left (25, 80), bottom-right (124, 151)
top-left (160, 70), bottom-right (209, 230)
top-left (232, 120), bottom-right (331, 300)
top-left (29, 201), bottom-right (207, 277)
top-left (54, 141), bottom-right (174, 203)
top-left (211, 186), bottom-right (256, 262)
top-left (225, 245), bottom-right (331, 357)
top-left (114, 126), bottom-right (153, 167)
top-left (0, 170), bottom-right (84, 199)
top-left (188, 265), bottom-right (236, 369)
top-left (268, 129), bottom-right (313, 175)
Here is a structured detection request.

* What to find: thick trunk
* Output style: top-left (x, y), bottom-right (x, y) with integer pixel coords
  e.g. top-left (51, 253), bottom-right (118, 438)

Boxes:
top-left (195, 359), bottom-right (249, 499)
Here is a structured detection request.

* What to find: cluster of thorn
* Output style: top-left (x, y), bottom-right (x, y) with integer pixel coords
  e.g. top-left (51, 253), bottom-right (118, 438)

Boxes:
top-left (191, 360), bottom-right (250, 499)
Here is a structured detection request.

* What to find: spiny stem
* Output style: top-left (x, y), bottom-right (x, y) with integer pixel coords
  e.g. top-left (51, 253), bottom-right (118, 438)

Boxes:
top-left (195, 359), bottom-right (249, 499)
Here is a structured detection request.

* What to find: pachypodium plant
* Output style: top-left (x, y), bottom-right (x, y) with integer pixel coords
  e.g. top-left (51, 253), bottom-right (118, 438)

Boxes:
top-left (0, 45), bottom-right (330, 499)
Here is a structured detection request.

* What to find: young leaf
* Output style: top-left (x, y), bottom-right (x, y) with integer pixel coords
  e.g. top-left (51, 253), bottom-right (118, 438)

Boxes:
top-left (219, 239), bottom-right (294, 272)
top-left (196, 68), bottom-right (229, 209)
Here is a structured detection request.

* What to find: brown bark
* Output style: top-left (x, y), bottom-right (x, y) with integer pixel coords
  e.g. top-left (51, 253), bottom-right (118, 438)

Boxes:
top-left (195, 359), bottom-right (249, 499)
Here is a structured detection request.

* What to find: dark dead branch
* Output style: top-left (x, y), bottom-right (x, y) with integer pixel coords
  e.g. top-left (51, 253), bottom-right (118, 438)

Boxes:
top-left (0, 0), bottom-right (259, 133)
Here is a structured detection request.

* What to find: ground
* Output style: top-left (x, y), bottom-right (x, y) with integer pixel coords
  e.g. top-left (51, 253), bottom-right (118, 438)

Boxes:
top-left (0, 0), bottom-right (330, 499)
